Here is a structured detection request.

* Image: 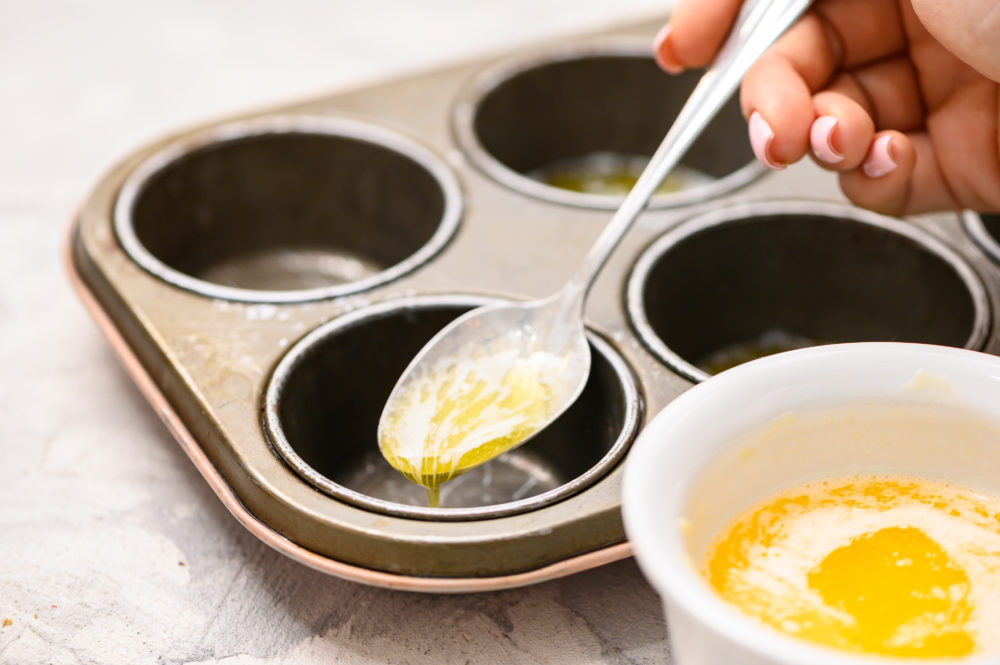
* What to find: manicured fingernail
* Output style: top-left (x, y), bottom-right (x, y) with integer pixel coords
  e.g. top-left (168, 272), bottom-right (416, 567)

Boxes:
top-left (653, 24), bottom-right (683, 74)
top-left (862, 134), bottom-right (897, 178)
top-left (748, 112), bottom-right (784, 170)
top-left (810, 115), bottom-right (843, 164)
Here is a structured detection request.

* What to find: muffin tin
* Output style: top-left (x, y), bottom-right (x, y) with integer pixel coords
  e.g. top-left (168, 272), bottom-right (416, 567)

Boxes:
top-left (67, 16), bottom-right (1000, 592)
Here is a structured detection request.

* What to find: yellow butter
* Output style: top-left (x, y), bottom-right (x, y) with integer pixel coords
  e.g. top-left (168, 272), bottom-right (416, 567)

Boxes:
top-left (703, 476), bottom-right (1000, 658)
top-left (379, 345), bottom-right (564, 507)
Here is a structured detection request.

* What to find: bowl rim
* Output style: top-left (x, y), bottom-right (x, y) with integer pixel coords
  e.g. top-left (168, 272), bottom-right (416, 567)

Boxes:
top-left (622, 341), bottom-right (1000, 665)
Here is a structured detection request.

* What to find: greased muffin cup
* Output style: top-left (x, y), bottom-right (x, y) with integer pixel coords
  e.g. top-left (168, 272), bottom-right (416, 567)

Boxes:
top-left (263, 295), bottom-right (639, 521)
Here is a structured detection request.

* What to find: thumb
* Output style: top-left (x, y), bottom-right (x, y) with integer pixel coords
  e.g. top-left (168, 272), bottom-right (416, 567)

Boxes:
top-left (910, 0), bottom-right (1000, 82)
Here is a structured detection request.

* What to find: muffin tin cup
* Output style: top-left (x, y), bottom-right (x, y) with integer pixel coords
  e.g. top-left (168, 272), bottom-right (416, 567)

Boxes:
top-left (263, 295), bottom-right (641, 521)
top-left (628, 200), bottom-right (992, 383)
top-left (452, 37), bottom-right (764, 210)
top-left (114, 115), bottom-right (463, 303)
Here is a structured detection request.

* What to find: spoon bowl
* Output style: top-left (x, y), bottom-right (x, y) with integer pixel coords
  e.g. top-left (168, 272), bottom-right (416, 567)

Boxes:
top-left (376, 291), bottom-right (590, 496)
top-left (383, 293), bottom-right (592, 418)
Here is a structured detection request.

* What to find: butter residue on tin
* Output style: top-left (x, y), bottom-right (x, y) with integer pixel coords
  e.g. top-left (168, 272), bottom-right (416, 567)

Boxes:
top-left (529, 151), bottom-right (711, 196)
top-left (697, 329), bottom-right (818, 375)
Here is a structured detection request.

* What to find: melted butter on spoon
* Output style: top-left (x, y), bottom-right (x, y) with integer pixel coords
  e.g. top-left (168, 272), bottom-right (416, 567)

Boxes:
top-left (378, 327), bottom-right (571, 507)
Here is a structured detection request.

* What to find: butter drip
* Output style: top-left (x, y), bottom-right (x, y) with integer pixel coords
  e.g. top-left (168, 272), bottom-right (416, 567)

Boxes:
top-left (703, 476), bottom-right (1000, 658)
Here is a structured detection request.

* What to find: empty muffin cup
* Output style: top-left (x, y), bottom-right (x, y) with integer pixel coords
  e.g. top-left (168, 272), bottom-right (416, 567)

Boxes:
top-left (452, 39), bottom-right (763, 209)
top-left (963, 211), bottom-right (1000, 267)
top-left (263, 295), bottom-right (641, 520)
top-left (628, 201), bottom-right (991, 382)
top-left (115, 116), bottom-right (462, 302)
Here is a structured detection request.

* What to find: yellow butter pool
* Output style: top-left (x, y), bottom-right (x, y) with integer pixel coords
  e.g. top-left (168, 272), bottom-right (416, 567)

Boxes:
top-left (704, 476), bottom-right (1000, 658)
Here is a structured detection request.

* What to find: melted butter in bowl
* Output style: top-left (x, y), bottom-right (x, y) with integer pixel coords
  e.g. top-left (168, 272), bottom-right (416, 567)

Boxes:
top-left (704, 475), bottom-right (1000, 658)
top-left (622, 343), bottom-right (1000, 665)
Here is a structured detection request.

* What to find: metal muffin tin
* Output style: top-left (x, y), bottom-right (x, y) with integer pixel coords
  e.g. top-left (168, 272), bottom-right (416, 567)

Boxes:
top-left (67, 16), bottom-right (1000, 592)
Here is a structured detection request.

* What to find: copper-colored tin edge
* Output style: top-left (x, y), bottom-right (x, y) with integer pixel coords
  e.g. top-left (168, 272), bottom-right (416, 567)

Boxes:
top-left (63, 216), bottom-right (633, 593)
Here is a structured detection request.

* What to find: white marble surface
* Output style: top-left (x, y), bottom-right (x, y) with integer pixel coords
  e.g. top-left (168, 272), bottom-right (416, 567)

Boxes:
top-left (1, 1), bottom-right (677, 663)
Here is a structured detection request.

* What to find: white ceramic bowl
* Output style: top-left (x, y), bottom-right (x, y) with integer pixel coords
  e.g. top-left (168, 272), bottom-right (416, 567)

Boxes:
top-left (622, 342), bottom-right (1000, 665)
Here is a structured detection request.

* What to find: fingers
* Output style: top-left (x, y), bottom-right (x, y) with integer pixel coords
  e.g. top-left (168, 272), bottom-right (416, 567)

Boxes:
top-left (837, 130), bottom-right (994, 215)
top-left (741, 57), bottom-right (813, 167)
top-left (809, 91), bottom-right (875, 170)
top-left (840, 58), bottom-right (925, 131)
top-left (745, 92), bottom-right (944, 216)
top-left (738, 13), bottom-right (843, 166)
top-left (810, 0), bottom-right (906, 68)
top-left (654, 0), bottom-right (743, 72)
top-left (654, 0), bottom-right (997, 216)
top-left (729, 4), bottom-right (926, 172)
top-left (839, 131), bottom-right (923, 215)
top-left (746, 87), bottom-right (877, 174)
top-left (657, 0), bottom-right (906, 75)
top-left (794, 112), bottom-right (957, 217)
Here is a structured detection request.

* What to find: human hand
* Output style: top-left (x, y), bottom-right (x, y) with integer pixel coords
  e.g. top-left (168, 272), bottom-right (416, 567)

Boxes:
top-left (655, 0), bottom-right (1000, 215)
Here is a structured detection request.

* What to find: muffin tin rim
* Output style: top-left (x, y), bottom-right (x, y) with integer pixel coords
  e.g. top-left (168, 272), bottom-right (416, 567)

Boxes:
top-left (963, 210), bottom-right (1000, 267)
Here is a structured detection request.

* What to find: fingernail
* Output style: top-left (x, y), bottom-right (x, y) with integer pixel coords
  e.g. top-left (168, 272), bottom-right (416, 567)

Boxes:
top-left (653, 24), bottom-right (683, 74)
top-left (748, 112), bottom-right (784, 170)
top-left (810, 115), bottom-right (843, 164)
top-left (862, 134), bottom-right (897, 178)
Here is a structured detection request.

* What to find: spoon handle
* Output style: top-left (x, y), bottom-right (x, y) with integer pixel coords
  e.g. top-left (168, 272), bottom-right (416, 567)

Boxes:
top-left (560, 0), bottom-right (812, 310)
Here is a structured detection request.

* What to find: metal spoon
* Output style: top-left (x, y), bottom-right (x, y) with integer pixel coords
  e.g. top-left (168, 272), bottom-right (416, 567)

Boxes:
top-left (378, 0), bottom-right (811, 483)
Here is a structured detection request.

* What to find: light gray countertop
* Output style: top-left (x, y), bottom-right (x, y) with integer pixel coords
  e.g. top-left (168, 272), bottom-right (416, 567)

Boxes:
top-left (1, 2), bottom-right (675, 663)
